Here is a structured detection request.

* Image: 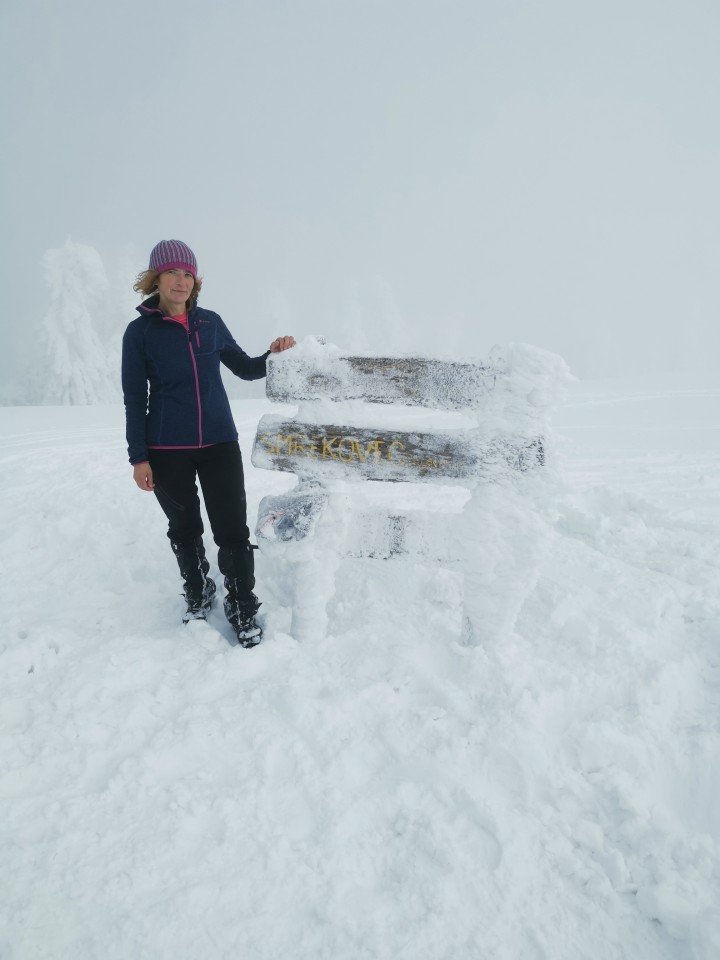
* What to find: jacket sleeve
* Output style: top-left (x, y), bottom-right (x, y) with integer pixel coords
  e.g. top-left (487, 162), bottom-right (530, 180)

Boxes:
top-left (121, 322), bottom-right (150, 464)
top-left (217, 316), bottom-right (269, 381)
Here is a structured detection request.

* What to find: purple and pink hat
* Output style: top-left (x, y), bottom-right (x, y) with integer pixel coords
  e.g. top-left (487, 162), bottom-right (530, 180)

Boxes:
top-left (149, 239), bottom-right (197, 278)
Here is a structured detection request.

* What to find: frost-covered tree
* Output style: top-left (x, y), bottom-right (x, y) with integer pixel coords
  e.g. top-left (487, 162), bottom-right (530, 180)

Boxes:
top-left (31, 238), bottom-right (121, 405)
top-left (104, 243), bottom-right (141, 388)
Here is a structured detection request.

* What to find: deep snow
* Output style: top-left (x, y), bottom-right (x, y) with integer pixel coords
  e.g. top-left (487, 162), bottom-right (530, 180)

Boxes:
top-left (1, 374), bottom-right (719, 960)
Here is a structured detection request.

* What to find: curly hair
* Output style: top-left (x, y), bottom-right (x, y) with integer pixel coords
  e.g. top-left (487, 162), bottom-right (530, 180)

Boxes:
top-left (133, 269), bottom-right (203, 309)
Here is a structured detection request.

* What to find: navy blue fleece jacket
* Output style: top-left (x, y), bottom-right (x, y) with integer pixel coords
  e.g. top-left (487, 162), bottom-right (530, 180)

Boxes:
top-left (121, 295), bottom-right (269, 465)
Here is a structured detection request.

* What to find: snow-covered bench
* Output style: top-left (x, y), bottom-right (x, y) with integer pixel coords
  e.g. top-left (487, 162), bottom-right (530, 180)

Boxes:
top-left (251, 338), bottom-right (566, 640)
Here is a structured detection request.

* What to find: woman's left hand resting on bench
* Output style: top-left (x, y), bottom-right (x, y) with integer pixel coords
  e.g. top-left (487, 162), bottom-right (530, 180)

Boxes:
top-left (269, 336), bottom-right (296, 353)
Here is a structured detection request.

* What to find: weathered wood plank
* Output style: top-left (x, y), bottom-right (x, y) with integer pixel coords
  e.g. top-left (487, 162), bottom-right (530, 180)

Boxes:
top-left (266, 354), bottom-right (498, 410)
top-left (251, 415), bottom-right (543, 483)
top-left (255, 489), bottom-right (456, 561)
top-left (256, 488), bottom-right (329, 544)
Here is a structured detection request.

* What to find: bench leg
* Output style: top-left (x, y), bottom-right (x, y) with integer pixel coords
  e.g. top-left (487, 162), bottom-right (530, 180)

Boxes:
top-left (285, 549), bottom-right (340, 642)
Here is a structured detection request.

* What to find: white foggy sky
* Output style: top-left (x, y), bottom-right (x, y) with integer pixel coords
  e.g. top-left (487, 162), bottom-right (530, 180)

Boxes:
top-left (2, 0), bottom-right (719, 381)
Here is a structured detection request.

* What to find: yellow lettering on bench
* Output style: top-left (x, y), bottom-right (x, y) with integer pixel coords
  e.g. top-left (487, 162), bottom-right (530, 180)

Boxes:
top-left (412, 457), bottom-right (440, 469)
top-left (347, 439), bottom-right (381, 462)
top-left (278, 433), bottom-right (294, 457)
top-left (322, 436), bottom-right (340, 460)
top-left (265, 431), bottom-right (426, 468)
top-left (387, 440), bottom-right (405, 462)
top-left (338, 438), bottom-right (355, 463)
top-left (350, 439), bottom-right (364, 462)
top-left (260, 433), bottom-right (279, 456)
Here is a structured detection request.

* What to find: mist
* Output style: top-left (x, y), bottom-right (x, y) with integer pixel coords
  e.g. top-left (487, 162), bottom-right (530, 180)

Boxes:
top-left (3, 0), bottom-right (718, 391)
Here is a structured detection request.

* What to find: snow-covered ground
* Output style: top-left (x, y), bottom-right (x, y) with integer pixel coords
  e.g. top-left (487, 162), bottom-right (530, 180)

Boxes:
top-left (1, 375), bottom-right (719, 960)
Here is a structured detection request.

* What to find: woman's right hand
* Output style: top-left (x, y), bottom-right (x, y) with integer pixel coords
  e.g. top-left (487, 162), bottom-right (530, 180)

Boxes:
top-left (133, 461), bottom-right (155, 491)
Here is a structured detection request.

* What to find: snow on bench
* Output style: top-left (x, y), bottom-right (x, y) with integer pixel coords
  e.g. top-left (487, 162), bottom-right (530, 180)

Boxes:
top-left (251, 339), bottom-right (557, 549)
top-left (253, 338), bottom-right (547, 478)
top-left (250, 339), bottom-right (568, 639)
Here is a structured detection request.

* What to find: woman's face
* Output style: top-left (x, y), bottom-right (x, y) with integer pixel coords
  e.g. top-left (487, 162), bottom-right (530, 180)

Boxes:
top-left (156, 268), bottom-right (195, 314)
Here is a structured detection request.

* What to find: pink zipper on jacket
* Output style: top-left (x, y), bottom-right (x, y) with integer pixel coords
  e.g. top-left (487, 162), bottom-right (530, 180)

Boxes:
top-left (165, 314), bottom-right (203, 447)
top-left (187, 332), bottom-right (203, 447)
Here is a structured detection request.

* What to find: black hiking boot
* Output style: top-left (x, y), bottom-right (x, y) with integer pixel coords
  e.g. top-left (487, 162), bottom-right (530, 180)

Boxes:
top-left (171, 537), bottom-right (217, 624)
top-left (217, 542), bottom-right (261, 647)
top-left (183, 577), bottom-right (217, 622)
top-left (224, 586), bottom-right (262, 647)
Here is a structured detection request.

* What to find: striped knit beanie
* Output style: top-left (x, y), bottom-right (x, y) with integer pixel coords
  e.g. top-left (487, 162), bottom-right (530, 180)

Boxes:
top-left (148, 239), bottom-right (197, 277)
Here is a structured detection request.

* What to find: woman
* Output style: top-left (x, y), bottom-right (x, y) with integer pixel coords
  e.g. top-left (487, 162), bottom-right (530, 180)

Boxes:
top-left (122, 239), bottom-right (295, 647)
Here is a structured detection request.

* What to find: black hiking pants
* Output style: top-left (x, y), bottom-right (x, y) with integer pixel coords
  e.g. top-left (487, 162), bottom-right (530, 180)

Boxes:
top-left (149, 441), bottom-right (254, 590)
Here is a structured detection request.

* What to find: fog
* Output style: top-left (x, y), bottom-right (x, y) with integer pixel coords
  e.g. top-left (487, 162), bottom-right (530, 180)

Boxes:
top-left (3, 0), bottom-right (719, 388)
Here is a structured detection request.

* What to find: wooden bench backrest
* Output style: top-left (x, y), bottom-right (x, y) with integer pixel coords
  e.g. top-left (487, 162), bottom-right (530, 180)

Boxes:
top-left (251, 346), bottom-right (545, 484)
top-left (265, 354), bottom-right (499, 410)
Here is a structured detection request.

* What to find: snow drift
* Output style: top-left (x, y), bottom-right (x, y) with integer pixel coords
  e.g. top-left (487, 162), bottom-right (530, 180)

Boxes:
top-left (0, 370), bottom-right (718, 960)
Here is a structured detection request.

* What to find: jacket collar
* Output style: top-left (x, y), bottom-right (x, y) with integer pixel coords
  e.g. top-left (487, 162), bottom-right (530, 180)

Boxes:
top-left (138, 294), bottom-right (198, 326)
